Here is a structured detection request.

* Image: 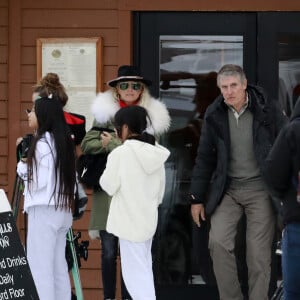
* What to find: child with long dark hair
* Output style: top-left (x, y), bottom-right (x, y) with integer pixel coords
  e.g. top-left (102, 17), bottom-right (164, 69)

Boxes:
top-left (100, 106), bottom-right (170, 300)
top-left (17, 94), bottom-right (76, 300)
top-left (32, 72), bottom-right (87, 219)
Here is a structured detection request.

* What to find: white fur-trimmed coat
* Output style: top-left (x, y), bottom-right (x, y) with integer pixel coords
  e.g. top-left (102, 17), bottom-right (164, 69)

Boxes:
top-left (85, 89), bottom-right (170, 239)
top-left (91, 89), bottom-right (171, 134)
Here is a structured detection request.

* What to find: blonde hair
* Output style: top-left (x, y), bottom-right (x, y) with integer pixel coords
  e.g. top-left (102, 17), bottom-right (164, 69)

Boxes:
top-left (112, 83), bottom-right (149, 106)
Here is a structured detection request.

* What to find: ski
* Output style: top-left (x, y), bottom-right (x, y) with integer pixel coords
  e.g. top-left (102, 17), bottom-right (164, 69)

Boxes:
top-left (67, 228), bottom-right (84, 300)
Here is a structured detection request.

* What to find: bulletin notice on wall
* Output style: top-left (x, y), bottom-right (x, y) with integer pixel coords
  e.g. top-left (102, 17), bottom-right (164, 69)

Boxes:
top-left (0, 211), bottom-right (39, 300)
top-left (41, 41), bottom-right (98, 129)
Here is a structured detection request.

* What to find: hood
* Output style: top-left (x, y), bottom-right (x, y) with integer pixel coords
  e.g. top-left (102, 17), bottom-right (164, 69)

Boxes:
top-left (247, 84), bottom-right (269, 107)
top-left (291, 97), bottom-right (300, 120)
top-left (141, 94), bottom-right (171, 135)
top-left (125, 140), bottom-right (170, 174)
top-left (91, 90), bottom-right (119, 124)
top-left (91, 89), bottom-right (170, 134)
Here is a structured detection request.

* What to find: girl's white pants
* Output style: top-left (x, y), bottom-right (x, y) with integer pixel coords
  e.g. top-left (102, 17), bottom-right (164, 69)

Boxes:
top-left (119, 238), bottom-right (156, 300)
top-left (26, 205), bottom-right (72, 300)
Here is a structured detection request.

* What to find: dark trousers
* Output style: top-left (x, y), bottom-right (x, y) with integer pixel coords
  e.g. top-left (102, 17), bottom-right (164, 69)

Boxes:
top-left (282, 223), bottom-right (300, 300)
top-left (100, 230), bottom-right (131, 300)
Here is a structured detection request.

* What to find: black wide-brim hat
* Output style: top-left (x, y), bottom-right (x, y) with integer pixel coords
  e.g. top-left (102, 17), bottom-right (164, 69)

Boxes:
top-left (107, 65), bottom-right (152, 87)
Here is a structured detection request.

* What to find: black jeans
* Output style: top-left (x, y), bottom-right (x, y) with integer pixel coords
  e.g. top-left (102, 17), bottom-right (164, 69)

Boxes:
top-left (100, 230), bottom-right (131, 299)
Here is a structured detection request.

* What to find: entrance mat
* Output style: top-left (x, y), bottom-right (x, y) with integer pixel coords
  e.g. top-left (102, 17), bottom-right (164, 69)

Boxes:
top-left (156, 284), bottom-right (219, 300)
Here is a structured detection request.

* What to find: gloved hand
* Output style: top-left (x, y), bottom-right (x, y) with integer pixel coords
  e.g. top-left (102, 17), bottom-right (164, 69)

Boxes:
top-left (20, 134), bottom-right (34, 158)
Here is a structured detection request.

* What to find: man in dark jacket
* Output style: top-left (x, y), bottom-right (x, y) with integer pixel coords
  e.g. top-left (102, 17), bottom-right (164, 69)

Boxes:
top-left (189, 64), bottom-right (287, 300)
top-left (264, 98), bottom-right (300, 300)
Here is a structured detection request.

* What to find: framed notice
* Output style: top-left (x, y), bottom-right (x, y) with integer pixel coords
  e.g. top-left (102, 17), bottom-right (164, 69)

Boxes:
top-left (36, 37), bottom-right (103, 129)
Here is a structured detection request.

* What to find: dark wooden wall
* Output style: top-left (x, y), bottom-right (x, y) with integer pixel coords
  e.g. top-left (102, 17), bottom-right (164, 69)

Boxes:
top-left (0, 0), bottom-right (8, 189)
top-left (2, 1), bottom-right (125, 299)
top-left (1, 0), bottom-right (300, 299)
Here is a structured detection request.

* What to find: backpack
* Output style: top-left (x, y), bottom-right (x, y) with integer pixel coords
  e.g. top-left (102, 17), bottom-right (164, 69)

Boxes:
top-left (77, 127), bottom-right (114, 190)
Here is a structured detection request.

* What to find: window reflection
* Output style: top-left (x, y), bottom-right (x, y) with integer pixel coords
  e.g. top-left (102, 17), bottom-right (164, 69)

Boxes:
top-left (278, 34), bottom-right (300, 116)
top-left (160, 36), bottom-right (243, 117)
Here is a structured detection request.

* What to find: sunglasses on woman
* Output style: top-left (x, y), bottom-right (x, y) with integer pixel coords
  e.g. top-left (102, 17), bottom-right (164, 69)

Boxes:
top-left (118, 82), bottom-right (143, 91)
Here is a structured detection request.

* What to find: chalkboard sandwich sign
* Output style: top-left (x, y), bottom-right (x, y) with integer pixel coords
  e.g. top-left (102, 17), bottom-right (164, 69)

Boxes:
top-left (0, 189), bottom-right (39, 299)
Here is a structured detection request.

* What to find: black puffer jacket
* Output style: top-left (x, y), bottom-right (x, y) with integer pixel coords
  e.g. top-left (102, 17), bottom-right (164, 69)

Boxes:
top-left (190, 84), bottom-right (287, 216)
top-left (264, 98), bottom-right (300, 224)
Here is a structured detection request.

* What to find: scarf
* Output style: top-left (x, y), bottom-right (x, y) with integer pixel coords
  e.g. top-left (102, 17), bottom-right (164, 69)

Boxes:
top-left (119, 99), bottom-right (139, 108)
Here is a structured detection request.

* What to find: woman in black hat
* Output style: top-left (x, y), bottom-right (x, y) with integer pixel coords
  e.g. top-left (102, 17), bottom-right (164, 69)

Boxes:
top-left (81, 65), bottom-right (170, 300)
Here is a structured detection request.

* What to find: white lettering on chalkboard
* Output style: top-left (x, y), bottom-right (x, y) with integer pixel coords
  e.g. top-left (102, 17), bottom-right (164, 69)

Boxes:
top-left (0, 223), bottom-right (12, 235)
top-left (0, 273), bottom-right (14, 285)
top-left (0, 236), bottom-right (9, 249)
top-left (9, 288), bottom-right (25, 298)
top-left (6, 256), bottom-right (27, 267)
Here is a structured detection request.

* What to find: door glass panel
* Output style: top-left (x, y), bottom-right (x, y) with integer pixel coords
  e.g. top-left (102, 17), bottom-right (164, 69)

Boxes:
top-left (278, 34), bottom-right (300, 117)
top-left (157, 35), bottom-right (243, 285)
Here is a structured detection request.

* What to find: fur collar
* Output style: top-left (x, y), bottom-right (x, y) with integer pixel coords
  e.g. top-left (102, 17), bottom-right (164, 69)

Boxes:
top-left (91, 90), bottom-right (170, 134)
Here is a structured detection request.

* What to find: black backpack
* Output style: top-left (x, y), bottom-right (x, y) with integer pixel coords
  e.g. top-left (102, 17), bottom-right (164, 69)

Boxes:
top-left (77, 127), bottom-right (114, 190)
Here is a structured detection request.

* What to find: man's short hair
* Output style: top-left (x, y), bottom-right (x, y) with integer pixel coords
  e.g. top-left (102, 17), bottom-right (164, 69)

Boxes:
top-left (217, 64), bottom-right (247, 87)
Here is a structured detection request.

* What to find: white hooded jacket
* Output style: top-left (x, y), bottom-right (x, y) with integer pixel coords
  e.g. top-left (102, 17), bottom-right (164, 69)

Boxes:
top-left (100, 139), bottom-right (170, 242)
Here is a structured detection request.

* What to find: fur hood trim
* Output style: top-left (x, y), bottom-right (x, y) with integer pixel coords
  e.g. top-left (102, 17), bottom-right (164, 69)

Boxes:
top-left (143, 96), bottom-right (171, 134)
top-left (91, 90), bottom-right (120, 124)
top-left (91, 89), bottom-right (170, 134)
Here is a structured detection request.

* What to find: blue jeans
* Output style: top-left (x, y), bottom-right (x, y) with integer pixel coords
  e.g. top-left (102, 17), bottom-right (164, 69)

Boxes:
top-left (100, 230), bottom-right (131, 299)
top-left (282, 222), bottom-right (300, 300)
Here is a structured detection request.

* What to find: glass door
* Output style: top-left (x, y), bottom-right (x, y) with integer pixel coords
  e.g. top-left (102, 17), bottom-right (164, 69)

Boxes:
top-left (159, 35), bottom-right (243, 212)
top-left (134, 11), bottom-right (300, 298)
top-left (158, 35), bottom-right (245, 290)
top-left (278, 34), bottom-right (300, 116)
top-left (258, 12), bottom-right (300, 117)
top-left (134, 12), bottom-right (257, 292)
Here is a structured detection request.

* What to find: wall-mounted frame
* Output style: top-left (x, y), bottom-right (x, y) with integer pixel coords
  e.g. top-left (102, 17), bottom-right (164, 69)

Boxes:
top-left (36, 37), bottom-right (103, 128)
